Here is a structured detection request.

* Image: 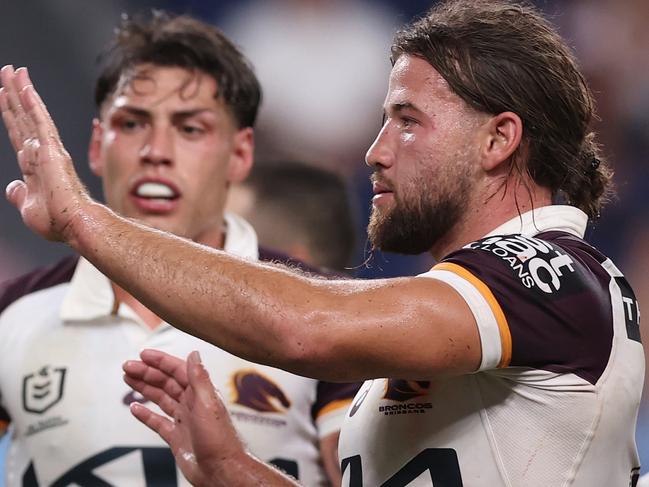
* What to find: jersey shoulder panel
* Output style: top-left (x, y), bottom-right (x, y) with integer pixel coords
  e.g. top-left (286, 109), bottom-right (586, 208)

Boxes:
top-left (442, 231), bottom-right (614, 384)
top-left (0, 255), bottom-right (78, 315)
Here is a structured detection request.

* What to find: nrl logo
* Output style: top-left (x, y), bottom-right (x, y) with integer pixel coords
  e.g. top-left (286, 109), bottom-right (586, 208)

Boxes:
top-left (22, 366), bottom-right (67, 414)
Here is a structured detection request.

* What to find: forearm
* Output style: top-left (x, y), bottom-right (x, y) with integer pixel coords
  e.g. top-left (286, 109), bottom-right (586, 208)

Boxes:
top-left (65, 203), bottom-right (481, 383)
top-left (67, 202), bottom-right (335, 372)
top-left (204, 452), bottom-right (301, 487)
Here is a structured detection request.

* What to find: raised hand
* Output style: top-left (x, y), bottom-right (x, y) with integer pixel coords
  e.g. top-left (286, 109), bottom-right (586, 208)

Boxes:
top-left (0, 65), bottom-right (90, 241)
top-left (123, 350), bottom-right (235, 487)
top-left (123, 350), bottom-right (301, 487)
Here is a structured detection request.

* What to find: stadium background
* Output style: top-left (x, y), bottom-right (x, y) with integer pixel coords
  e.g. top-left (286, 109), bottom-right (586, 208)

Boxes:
top-left (0, 0), bottom-right (647, 482)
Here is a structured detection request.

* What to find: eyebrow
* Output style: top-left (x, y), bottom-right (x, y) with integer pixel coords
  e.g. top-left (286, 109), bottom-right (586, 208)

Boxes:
top-left (114, 106), bottom-right (215, 120)
top-left (381, 102), bottom-right (426, 125)
top-left (390, 102), bottom-right (422, 114)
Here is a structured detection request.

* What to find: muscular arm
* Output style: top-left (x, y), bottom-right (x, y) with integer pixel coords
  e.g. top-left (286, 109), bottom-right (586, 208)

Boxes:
top-left (70, 204), bottom-right (480, 381)
top-left (1, 65), bottom-right (481, 382)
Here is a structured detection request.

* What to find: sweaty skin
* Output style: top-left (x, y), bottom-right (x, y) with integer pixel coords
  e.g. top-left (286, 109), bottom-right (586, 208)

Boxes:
top-left (1, 64), bottom-right (346, 486)
top-left (0, 54), bottom-right (551, 384)
top-left (1, 57), bottom-right (554, 487)
top-left (0, 64), bottom-right (485, 383)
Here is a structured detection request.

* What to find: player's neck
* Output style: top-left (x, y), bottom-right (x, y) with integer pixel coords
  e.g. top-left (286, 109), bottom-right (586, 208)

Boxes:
top-left (430, 181), bottom-right (552, 261)
top-left (112, 225), bottom-right (227, 330)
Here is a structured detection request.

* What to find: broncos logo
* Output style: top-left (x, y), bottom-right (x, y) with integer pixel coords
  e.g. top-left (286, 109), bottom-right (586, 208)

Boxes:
top-left (383, 379), bottom-right (432, 402)
top-left (231, 370), bottom-right (291, 413)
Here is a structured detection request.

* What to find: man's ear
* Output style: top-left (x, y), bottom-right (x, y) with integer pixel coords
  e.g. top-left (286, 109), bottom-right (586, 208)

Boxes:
top-left (88, 118), bottom-right (104, 177)
top-left (479, 111), bottom-right (523, 172)
top-left (228, 127), bottom-right (254, 183)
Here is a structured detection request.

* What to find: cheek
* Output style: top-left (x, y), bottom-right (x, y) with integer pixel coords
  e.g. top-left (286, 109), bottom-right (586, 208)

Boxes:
top-left (401, 132), bottom-right (416, 145)
top-left (190, 167), bottom-right (229, 203)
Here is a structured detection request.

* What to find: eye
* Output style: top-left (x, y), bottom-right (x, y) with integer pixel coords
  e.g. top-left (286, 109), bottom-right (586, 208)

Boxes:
top-left (178, 123), bottom-right (206, 139)
top-left (117, 117), bottom-right (145, 133)
top-left (182, 124), bottom-right (204, 135)
top-left (400, 116), bottom-right (417, 129)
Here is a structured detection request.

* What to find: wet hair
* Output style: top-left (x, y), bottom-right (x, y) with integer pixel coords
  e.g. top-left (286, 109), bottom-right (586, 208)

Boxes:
top-left (95, 10), bottom-right (261, 128)
top-left (392, 0), bottom-right (613, 218)
top-left (241, 161), bottom-right (357, 271)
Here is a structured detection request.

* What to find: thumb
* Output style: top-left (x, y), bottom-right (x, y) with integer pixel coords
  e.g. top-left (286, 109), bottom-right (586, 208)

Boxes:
top-left (187, 351), bottom-right (217, 406)
top-left (6, 179), bottom-right (26, 209)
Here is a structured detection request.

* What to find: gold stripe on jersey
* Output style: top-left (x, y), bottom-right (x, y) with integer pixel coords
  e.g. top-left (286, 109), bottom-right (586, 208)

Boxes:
top-left (315, 398), bottom-right (354, 419)
top-left (433, 262), bottom-right (512, 367)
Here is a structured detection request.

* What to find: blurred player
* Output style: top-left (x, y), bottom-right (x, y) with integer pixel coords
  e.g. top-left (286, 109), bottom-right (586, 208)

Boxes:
top-left (227, 161), bottom-right (356, 272)
top-left (1, 0), bottom-right (644, 485)
top-left (0, 12), bottom-right (357, 487)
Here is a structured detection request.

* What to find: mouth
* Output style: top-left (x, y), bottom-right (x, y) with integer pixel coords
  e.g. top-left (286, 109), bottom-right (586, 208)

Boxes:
top-left (371, 186), bottom-right (394, 207)
top-left (370, 172), bottom-right (394, 195)
top-left (372, 183), bottom-right (392, 196)
top-left (130, 179), bottom-right (181, 213)
top-left (371, 178), bottom-right (394, 201)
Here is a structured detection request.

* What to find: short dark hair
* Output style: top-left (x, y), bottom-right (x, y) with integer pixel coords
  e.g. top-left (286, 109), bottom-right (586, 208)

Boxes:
top-left (241, 161), bottom-right (357, 271)
top-left (95, 11), bottom-right (261, 128)
top-left (392, 0), bottom-right (612, 218)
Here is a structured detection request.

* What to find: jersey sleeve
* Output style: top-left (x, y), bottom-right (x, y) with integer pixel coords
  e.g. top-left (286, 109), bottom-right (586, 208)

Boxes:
top-left (0, 257), bottom-right (78, 431)
top-left (419, 233), bottom-right (613, 384)
top-left (311, 381), bottom-right (361, 438)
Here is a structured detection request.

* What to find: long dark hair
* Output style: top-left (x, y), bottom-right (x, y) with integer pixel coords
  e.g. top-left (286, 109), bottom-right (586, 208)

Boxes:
top-left (393, 0), bottom-right (613, 218)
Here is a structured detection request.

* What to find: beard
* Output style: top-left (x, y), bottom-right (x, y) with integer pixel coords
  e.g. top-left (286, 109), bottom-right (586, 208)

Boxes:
top-left (367, 168), bottom-right (471, 255)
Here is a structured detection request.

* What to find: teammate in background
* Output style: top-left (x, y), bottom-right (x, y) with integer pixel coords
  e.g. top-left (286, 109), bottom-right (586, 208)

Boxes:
top-left (0, 12), bottom-right (357, 487)
top-left (226, 161), bottom-right (356, 272)
top-left (1, 0), bottom-right (644, 486)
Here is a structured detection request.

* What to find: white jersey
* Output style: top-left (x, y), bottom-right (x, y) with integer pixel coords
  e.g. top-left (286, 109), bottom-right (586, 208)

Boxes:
top-left (0, 213), bottom-right (358, 487)
top-left (339, 206), bottom-right (644, 486)
top-left (639, 474), bottom-right (649, 487)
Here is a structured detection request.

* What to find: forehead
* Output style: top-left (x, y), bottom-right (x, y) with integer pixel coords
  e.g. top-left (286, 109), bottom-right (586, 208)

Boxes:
top-left (386, 54), bottom-right (467, 112)
top-left (107, 64), bottom-right (221, 112)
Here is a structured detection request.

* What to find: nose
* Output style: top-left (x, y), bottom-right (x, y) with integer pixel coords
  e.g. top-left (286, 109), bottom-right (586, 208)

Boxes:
top-left (365, 123), bottom-right (394, 170)
top-left (139, 125), bottom-right (173, 166)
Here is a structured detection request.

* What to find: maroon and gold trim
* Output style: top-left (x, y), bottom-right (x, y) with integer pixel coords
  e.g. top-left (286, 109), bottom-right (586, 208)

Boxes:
top-left (433, 262), bottom-right (512, 368)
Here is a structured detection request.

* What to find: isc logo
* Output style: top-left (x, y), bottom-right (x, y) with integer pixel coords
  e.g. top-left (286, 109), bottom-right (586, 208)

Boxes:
top-left (469, 235), bottom-right (576, 294)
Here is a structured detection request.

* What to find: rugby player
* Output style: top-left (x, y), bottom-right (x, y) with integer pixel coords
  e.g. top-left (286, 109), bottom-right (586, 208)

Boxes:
top-left (0, 12), bottom-right (357, 487)
top-left (1, 1), bottom-right (643, 485)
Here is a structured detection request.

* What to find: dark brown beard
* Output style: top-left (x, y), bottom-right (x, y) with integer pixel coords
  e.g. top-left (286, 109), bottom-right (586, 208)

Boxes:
top-left (368, 174), bottom-right (470, 255)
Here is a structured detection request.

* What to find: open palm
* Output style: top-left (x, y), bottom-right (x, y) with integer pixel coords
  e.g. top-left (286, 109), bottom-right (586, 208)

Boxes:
top-left (123, 350), bottom-right (247, 487)
top-left (0, 65), bottom-right (89, 242)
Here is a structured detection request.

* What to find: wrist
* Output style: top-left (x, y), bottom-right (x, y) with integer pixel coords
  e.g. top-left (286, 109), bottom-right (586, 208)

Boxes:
top-left (204, 448), bottom-right (253, 487)
top-left (64, 200), bottom-right (112, 252)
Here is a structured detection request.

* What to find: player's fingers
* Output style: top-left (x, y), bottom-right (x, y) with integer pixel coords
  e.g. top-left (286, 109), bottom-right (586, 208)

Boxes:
top-left (19, 84), bottom-right (59, 151)
top-left (18, 68), bottom-right (62, 143)
top-left (5, 180), bottom-right (26, 211)
top-left (124, 368), bottom-right (183, 402)
top-left (0, 66), bottom-right (30, 143)
top-left (13, 68), bottom-right (38, 134)
top-left (187, 351), bottom-right (220, 408)
top-left (123, 359), bottom-right (186, 400)
top-left (140, 349), bottom-right (189, 388)
top-left (130, 402), bottom-right (176, 447)
top-left (123, 374), bottom-right (180, 418)
top-left (17, 138), bottom-right (39, 173)
top-left (0, 88), bottom-right (25, 152)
